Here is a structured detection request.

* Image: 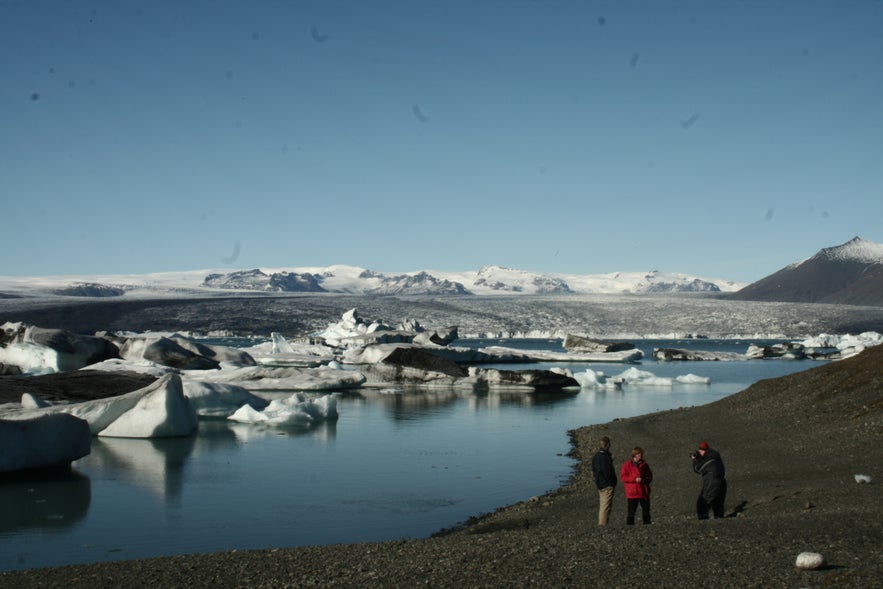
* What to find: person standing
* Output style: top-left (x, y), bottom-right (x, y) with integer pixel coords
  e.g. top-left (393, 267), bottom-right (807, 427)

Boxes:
top-left (691, 440), bottom-right (727, 519)
top-left (591, 436), bottom-right (617, 526)
top-left (620, 446), bottom-right (653, 525)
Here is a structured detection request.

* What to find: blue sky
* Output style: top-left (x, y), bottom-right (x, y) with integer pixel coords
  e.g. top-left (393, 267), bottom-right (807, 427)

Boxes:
top-left (2, 0), bottom-right (881, 282)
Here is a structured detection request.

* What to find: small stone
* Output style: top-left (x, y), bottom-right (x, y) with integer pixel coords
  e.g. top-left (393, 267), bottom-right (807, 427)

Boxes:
top-left (795, 552), bottom-right (826, 570)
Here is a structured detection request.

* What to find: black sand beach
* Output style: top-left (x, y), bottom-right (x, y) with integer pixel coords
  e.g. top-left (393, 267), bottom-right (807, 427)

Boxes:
top-left (1, 344), bottom-right (881, 588)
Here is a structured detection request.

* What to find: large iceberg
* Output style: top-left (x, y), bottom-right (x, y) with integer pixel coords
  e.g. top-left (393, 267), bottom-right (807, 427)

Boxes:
top-left (6, 374), bottom-right (198, 438)
top-left (0, 322), bottom-right (118, 374)
top-left (0, 413), bottom-right (92, 473)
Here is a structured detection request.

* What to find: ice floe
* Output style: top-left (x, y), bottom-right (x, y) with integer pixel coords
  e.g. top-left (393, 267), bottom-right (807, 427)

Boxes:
top-left (227, 392), bottom-right (338, 427)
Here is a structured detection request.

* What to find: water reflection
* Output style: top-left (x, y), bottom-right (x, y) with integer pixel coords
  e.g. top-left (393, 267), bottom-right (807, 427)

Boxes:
top-left (0, 468), bottom-right (91, 533)
top-left (354, 387), bottom-right (581, 417)
top-left (358, 388), bottom-right (460, 420)
top-left (486, 389), bottom-right (580, 407)
top-left (85, 435), bottom-right (197, 500)
top-left (225, 419), bottom-right (338, 442)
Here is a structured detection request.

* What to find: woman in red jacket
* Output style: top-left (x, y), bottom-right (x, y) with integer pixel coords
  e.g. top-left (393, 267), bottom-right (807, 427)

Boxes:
top-left (620, 446), bottom-right (653, 525)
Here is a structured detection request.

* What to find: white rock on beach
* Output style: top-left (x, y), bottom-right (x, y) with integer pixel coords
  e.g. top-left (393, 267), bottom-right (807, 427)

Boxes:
top-left (854, 474), bottom-right (872, 484)
top-left (795, 551), bottom-right (827, 570)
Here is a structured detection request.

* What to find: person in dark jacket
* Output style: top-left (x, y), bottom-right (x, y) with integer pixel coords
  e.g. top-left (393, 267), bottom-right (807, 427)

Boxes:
top-left (620, 446), bottom-right (653, 525)
top-left (691, 440), bottom-right (727, 519)
top-left (591, 436), bottom-right (617, 526)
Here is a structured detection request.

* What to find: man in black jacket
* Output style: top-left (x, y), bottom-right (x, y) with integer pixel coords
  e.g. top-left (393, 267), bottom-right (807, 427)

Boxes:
top-left (691, 440), bottom-right (727, 519)
top-left (591, 436), bottom-right (617, 526)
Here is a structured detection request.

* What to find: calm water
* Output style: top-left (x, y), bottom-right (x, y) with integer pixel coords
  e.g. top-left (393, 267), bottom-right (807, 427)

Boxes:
top-left (0, 338), bottom-right (817, 572)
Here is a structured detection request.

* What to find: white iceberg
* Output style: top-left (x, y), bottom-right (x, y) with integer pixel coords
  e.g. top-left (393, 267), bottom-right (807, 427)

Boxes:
top-left (243, 333), bottom-right (335, 367)
top-left (675, 373), bottom-right (711, 384)
top-left (571, 369), bottom-right (623, 390)
top-left (573, 367), bottom-right (710, 389)
top-left (617, 367), bottom-right (674, 386)
top-left (227, 392), bottom-right (338, 427)
top-left (798, 331), bottom-right (883, 360)
top-left (316, 308), bottom-right (395, 347)
top-left (181, 380), bottom-right (270, 418)
top-left (96, 374), bottom-right (198, 438)
top-left (6, 374), bottom-right (198, 438)
top-left (0, 413), bottom-right (92, 473)
top-left (0, 322), bottom-right (118, 374)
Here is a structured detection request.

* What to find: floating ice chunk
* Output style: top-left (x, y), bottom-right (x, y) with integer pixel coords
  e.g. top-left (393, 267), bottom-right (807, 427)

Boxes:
top-left (798, 332), bottom-right (882, 360)
top-left (800, 331), bottom-right (882, 350)
top-left (617, 367), bottom-right (673, 386)
top-left (572, 368), bottom-right (622, 390)
top-left (316, 308), bottom-right (394, 346)
top-left (675, 373), bottom-right (711, 384)
top-left (188, 365), bottom-right (365, 391)
top-left (243, 333), bottom-right (334, 367)
top-left (0, 341), bottom-right (60, 375)
top-left (271, 332), bottom-right (295, 354)
top-left (227, 392), bottom-right (338, 427)
top-left (182, 380), bottom-right (269, 418)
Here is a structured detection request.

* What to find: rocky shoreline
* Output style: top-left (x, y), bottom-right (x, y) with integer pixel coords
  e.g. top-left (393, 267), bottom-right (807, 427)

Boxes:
top-left (2, 345), bottom-right (881, 588)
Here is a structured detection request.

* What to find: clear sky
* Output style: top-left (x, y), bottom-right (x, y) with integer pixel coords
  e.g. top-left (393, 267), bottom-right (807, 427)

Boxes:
top-left (2, 0), bottom-right (881, 283)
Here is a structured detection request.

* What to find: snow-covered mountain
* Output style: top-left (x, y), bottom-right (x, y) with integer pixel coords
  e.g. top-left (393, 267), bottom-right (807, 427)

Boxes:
top-left (0, 263), bottom-right (741, 299)
top-left (185, 265), bottom-right (740, 296)
top-left (731, 236), bottom-right (883, 307)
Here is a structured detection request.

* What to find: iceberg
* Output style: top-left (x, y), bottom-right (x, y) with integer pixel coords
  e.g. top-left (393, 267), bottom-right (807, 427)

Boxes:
top-left (0, 322), bottom-right (118, 374)
top-left (6, 374), bottom-right (198, 438)
top-left (0, 413), bottom-right (92, 473)
top-left (182, 380), bottom-right (270, 418)
top-left (573, 367), bottom-right (710, 389)
top-left (227, 392), bottom-right (338, 427)
top-left (244, 333), bottom-right (335, 367)
top-left (187, 364), bottom-right (366, 391)
top-left (96, 374), bottom-right (198, 438)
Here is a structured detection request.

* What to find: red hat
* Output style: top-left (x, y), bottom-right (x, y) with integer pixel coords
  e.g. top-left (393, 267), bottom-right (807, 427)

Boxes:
top-left (699, 441), bottom-right (709, 450)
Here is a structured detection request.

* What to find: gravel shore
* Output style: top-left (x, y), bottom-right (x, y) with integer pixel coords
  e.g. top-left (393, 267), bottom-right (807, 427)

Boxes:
top-left (2, 345), bottom-right (881, 588)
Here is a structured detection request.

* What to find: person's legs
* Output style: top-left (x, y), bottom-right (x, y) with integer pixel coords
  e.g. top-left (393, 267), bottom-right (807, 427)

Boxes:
top-left (640, 498), bottom-right (651, 524)
top-left (598, 487), bottom-right (614, 526)
top-left (712, 480), bottom-right (727, 518)
top-left (696, 493), bottom-right (710, 520)
top-left (626, 498), bottom-right (637, 525)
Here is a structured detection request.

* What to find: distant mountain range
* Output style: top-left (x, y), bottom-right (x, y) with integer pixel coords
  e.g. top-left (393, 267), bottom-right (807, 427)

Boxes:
top-left (729, 236), bottom-right (883, 307)
top-left (0, 265), bottom-right (740, 298)
top-left (198, 265), bottom-right (739, 296)
top-left (2, 237), bottom-right (881, 304)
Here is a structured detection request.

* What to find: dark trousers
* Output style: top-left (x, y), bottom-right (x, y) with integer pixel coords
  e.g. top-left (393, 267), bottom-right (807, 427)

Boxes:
top-left (697, 480), bottom-right (727, 519)
top-left (626, 498), bottom-right (651, 524)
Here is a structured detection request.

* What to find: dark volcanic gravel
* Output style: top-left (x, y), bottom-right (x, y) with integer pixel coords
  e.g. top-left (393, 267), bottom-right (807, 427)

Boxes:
top-left (0, 370), bottom-right (157, 405)
top-left (1, 342), bottom-right (881, 587)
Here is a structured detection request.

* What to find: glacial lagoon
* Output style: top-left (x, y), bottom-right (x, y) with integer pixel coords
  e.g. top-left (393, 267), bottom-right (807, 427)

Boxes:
top-left (0, 338), bottom-right (817, 572)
